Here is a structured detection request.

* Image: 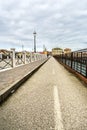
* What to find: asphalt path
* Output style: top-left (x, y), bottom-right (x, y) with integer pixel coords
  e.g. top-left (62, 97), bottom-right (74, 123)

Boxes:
top-left (0, 57), bottom-right (87, 130)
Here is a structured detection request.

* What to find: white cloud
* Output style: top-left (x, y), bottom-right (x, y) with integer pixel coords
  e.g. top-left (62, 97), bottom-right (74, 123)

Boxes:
top-left (0, 0), bottom-right (87, 51)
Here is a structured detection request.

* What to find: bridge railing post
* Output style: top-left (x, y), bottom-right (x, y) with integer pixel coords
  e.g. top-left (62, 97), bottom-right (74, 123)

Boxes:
top-left (11, 48), bottom-right (15, 68)
top-left (86, 65), bottom-right (87, 78)
top-left (30, 52), bottom-right (32, 62)
top-left (61, 53), bottom-right (62, 62)
top-left (77, 52), bottom-right (78, 71)
top-left (71, 52), bottom-right (73, 69)
top-left (62, 52), bottom-right (64, 63)
top-left (23, 51), bottom-right (26, 64)
top-left (34, 53), bottom-right (37, 61)
top-left (86, 58), bottom-right (87, 77)
top-left (65, 54), bottom-right (66, 65)
top-left (80, 52), bottom-right (82, 74)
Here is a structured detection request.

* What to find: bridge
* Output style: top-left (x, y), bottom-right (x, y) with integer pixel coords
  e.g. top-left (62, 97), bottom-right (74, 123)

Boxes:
top-left (0, 49), bottom-right (87, 130)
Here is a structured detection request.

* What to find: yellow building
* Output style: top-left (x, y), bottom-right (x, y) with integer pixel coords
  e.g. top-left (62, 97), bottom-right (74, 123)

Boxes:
top-left (52, 48), bottom-right (63, 56)
top-left (64, 48), bottom-right (71, 54)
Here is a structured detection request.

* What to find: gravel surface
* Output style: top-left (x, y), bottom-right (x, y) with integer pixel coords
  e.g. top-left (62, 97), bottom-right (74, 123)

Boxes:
top-left (0, 57), bottom-right (87, 130)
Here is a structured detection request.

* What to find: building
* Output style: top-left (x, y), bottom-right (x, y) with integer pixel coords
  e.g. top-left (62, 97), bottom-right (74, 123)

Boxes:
top-left (64, 48), bottom-right (71, 54)
top-left (0, 49), bottom-right (10, 59)
top-left (52, 48), bottom-right (63, 56)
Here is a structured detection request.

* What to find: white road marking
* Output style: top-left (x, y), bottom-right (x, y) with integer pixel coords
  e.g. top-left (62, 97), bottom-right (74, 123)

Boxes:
top-left (54, 85), bottom-right (64, 130)
top-left (52, 68), bottom-right (55, 75)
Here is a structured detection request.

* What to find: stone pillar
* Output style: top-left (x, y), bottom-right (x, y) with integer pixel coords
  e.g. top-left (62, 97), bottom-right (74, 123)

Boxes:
top-left (23, 51), bottom-right (26, 64)
top-left (37, 54), bottom-right (39, 61)
top-left (30, 52), bottom-right (33, 62)
top-left (38, 54), bottom-right (40, 60)
top-left (11, 48), bottom-right (15, 68)
top-left (0, 54), bottom-right (2, 59)
top-left (34, 53), bottom-right (37, 61)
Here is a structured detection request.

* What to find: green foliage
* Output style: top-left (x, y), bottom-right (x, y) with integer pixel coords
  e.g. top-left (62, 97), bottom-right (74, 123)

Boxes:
top-left (52, 47), bottom-right (63, 50)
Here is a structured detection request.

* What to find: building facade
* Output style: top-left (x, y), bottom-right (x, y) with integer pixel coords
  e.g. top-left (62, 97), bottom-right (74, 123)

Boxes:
top-left (64, 48), bottom-right (71, 54)
top-left (52, 48), bottom-right (63, 56)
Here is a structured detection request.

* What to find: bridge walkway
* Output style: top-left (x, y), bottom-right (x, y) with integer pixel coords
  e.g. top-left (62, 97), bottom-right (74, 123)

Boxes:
top-left (0, 59), bottom-right (47, 102)
top-left (0, 57), bottom-right (87, 130)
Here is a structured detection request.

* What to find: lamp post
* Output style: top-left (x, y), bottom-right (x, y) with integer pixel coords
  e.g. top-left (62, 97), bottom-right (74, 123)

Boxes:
top-left (22, 44), bottom-right (24, 51)
top-left (33, 31), bottom-right (37, 53)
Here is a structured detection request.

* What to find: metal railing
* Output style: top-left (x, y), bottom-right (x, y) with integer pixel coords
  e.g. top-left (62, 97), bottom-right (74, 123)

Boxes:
top-left (0, 48), bottom-right (47, 71)
top-left (53, 48), bottom-right (87, 78)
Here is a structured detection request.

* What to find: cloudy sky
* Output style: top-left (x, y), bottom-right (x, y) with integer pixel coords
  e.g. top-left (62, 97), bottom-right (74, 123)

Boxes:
top-left (0, 0), bottom-right (87, 51)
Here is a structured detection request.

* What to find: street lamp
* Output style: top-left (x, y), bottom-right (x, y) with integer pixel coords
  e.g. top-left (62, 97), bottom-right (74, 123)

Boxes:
top-left (33, 31), bottom-right (37, 53)
top-left (22, 44), bottom-right (24, 51)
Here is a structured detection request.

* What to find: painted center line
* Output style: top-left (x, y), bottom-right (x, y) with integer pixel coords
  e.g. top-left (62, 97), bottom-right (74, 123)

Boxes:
top-left (54, 85), bottom-right (64, 130)
top-left (52, 68), bottom-right (55, 75)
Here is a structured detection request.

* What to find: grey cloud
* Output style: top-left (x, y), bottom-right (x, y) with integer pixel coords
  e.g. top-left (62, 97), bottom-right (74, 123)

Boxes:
top-left (0, 0), bottom-right (87, 51)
